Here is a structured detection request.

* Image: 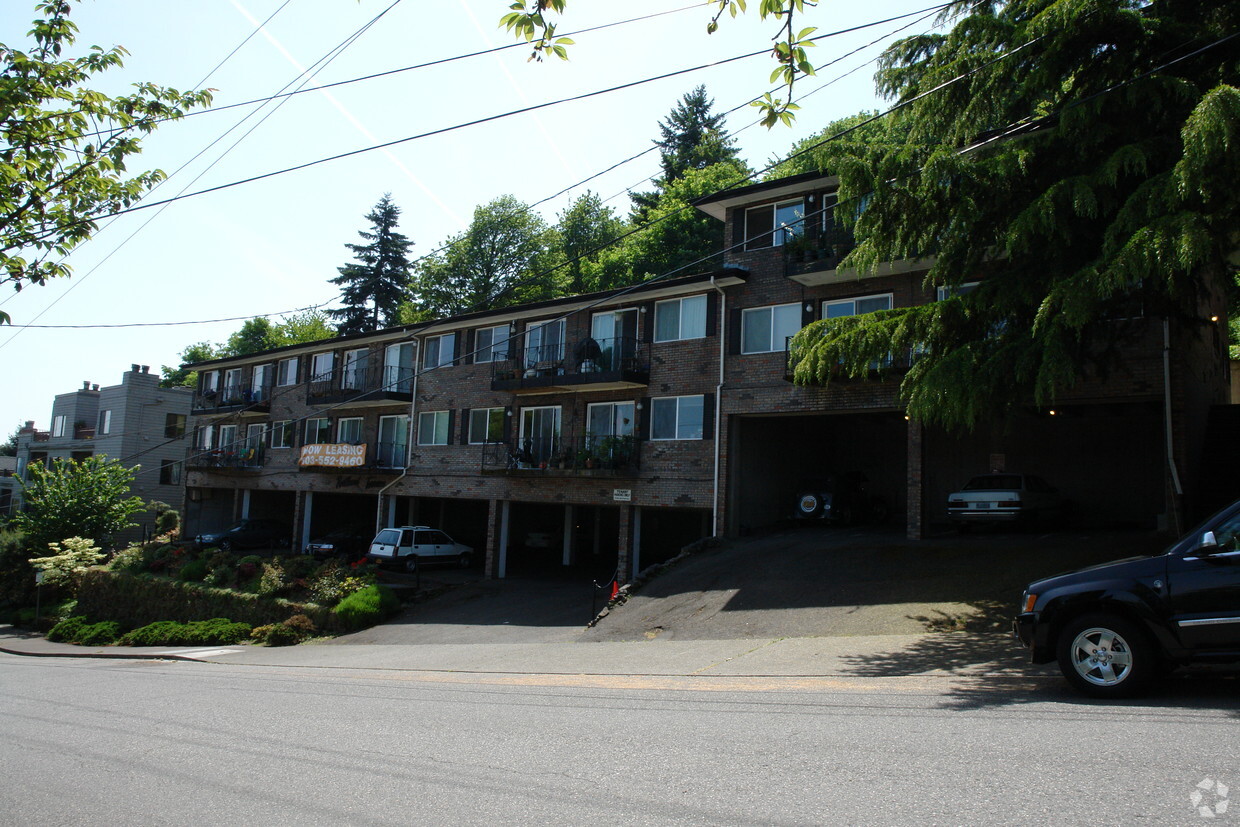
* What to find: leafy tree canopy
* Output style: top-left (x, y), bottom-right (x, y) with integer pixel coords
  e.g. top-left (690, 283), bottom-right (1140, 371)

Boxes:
top-left (788, 0), bottom-right (1240, 429)
top-left (328, 194), bottom-right (414, 335)
top-left (0, 426), bottom-right (19, 457)
top-left (160, 310), bottom-right (336, 387)
top-left (0, 1), bottom-right (213, 323)
top-left (554, 191), bottom-right (630, 294)
top-left (15, 455), bottom-right (144, 550)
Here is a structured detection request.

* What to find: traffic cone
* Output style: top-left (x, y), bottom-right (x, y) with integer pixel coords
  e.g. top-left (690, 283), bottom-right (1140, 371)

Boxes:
top-left (610, 580), bottom-right (619, 600)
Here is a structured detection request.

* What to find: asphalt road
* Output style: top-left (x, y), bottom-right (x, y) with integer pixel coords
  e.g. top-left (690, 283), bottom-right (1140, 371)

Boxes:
top-left (3, 654), bottom-right (1237, 825)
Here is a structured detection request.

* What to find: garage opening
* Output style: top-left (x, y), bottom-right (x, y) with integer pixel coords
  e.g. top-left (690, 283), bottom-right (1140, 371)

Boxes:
top-left (637, 507), bottom-right (710, 571)
top-left (502, 502), bottom-right (620, 582)
top-left (728, 412), bottom-right (908, 534)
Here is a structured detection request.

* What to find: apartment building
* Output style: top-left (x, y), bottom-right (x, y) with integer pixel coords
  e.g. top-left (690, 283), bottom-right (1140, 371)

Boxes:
top-left (184, 171), bottom-right (1229, 582)
top-left (14, 365), bottom-right (193, 543)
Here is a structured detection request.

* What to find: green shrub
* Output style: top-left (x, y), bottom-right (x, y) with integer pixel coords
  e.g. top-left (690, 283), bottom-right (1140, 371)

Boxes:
top-left (251, 623), bottom-right (299, 646)
top-left (307, 560), bottom-right (371, 606)
top-left (77, 620), bottom-right (120, 646)
top-left (332, 584), bottom-right (399, 631)
top-left (283, 613), bottom-right (316, 637)
top-left (178, 559), bottom-right (210, 582)
top-left (119, 618), bottom-right (251, 647)
top-left (47, 615), bottom-right (87, 642)
top-left (108, 544), bottom-right (146, 573)
top-left (256, 561), bottom-right (287, 597)
top-left (207, 565), bottom-right (233, 587)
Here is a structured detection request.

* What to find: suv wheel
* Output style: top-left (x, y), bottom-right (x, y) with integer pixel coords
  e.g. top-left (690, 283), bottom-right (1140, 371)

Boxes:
top-left (1056, 613), bottom-right (1154, 698)
top-left (796, 492), bottom-right (822, 518)
top-left (403, 556), bottom-right (419, 573)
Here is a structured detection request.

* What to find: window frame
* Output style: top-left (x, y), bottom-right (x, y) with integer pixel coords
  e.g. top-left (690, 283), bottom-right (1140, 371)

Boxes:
top-left (744, 198), bottom-right (806, 250)
top-left (524, 318), bottom-right (565, 367)
top-left (822, 292), bottom-right (894, 319)
top-left (271, 420), bottom-right (294, 449)
top-left (474, 324), bottom-right (511, 364)
top-left (97, 409), bottom-right (112, 435)
top-left (337, 416), bottom-right (363, 444)
top-left (468, 407), bottom-right (505, 445)
top-left (164, 413), bottom-right (186, 439)
top-left (417, 410), bottom-right (450, 446)
top-left (310, 352), bottom-right (335, 383)
top-left (341, 348), bottom-right (368, 389)
top-left (653, 295), bottom-right (708, 343)
top-left (304, 417), bottom-right (332, 445)
top-left (741, 302), bottom-right (802, 354)
top-left (159, 459), bottom-right (182, 486)
top-left (650, 395), bottom-right (705, 441)
top-left (276, 357), bottom-right (298, 386)
top-left (422, 333), bottom-right (457, 369)
top-left (52, 415), bottom-right (67, 438)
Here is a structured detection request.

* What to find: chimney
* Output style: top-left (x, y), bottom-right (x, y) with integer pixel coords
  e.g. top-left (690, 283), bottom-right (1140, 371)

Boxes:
top-left (82, 381), bottom-right (90, 390)
top-left (131, 364), bottom-right (140, 373)
top-left (141, 365), bottom-right (149, 374)
top-left (91, 384), bottom-right (99, 392)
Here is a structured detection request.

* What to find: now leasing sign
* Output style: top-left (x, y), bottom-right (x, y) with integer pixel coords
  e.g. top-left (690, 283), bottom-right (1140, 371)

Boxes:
top-left (299, 443), bottom-right (367, 468)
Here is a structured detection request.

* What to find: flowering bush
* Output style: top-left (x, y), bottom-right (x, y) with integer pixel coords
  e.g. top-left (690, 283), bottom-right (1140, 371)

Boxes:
top-left (28, 537), bottom-right (105, 588)
top-left (306, 559), bottom-right (372, 606)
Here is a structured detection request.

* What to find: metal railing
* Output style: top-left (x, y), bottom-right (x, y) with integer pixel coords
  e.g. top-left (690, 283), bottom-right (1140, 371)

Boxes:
top-left (307, 364), bottom-right (415, 403)
top-left (480, 433), bottom-right (640, 474)
top-left (193, 382), bottom-right (273, 412)
top-left (490, 336), bottom-right (648, 386)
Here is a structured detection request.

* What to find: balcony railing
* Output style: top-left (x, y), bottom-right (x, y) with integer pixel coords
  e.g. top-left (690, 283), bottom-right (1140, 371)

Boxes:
top-left (479, 433), bottom-right (641, 476)
top-left (185, 445), bottom-right (266, 470)
top-left (307, 364), bottom-right (415, 406)
top-left (192, 382), bottom-right (273, 415)
top-left (490, 336), bottom-right (649, 394)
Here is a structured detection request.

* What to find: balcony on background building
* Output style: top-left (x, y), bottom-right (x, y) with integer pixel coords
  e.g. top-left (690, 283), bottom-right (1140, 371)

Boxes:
top-left (306, 365), bottom-right (414, 407)
top-left (192, 382), bottom-right (273, 416)
top-left (479, 432), bottom-right (641, 477)
top-left (490, 336), bottom-right (649, 395)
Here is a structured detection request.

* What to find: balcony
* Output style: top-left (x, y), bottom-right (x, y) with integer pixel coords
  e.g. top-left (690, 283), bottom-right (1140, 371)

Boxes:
top-left (783, 236), bottom-right (855, 280)
top-left (185, 446), bottom-right (266, 471)
top-left (192, 383), bottom-right (273, 416)
top-left (307, 365), bottom-right (414, 407)
top-left (479, 433), bottom-right (641, 477)
top-left (296, 440), bottom-right (406, 473)
top-left (490, 336), bottom-right (649, 396)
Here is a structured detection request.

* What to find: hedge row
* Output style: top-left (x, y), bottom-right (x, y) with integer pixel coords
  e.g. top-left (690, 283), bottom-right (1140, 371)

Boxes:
top-left (74, 570), bottom-right (335, 631)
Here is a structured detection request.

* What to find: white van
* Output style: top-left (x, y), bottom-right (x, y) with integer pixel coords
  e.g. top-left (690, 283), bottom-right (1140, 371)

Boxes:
top-left (367, 526), bottom-right (473, 571)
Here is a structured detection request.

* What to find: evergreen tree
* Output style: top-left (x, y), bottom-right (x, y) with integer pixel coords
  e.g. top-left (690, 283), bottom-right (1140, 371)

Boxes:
top-left (788, 0), bottom-right (1240, 429)
top-left (631, 86), bottom-right (745, 221)
top-left (329, 194), bottom-right (414, 335)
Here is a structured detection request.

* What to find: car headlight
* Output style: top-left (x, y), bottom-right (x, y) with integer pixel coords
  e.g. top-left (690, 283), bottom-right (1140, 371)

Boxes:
top-left (1020, 592), bottom-right (1037, 613)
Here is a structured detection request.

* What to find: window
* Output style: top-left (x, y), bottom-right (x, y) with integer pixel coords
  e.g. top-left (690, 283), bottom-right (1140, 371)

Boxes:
top-left (823, 293), bottom-right (892, 318)
top-left (159, 460), bottom-right (181, 486)
top-left (651, 395), bottom-right (704, 441)
top-left (587, 401), bottom-right (635, 446)
top-left (337, 417), bottom-right (363, 444)
top-left (742, 303), bottom-right (802, 354)
top-left (223, 368), bottom-right (243, 400)
top-left (524, 319), bottom-right (564, 367)
top-left (342, 348), bottom-right (368, 389)
top-left (384, 343), bottom-right (415, 393)
top-left (310, 352), bottom-right (335, 383)
top-left (164, 413), bottom-right (186, 439)
top-left (418, 411), bottom-right (450, 446)
top-left (252, 363), bottom-right (272, 400)
top-left (52, 415), bottom-right (67, 438)
top-left (245, 424), bottom-right (265, 459)
top-left (744, 199), bottom-right (805, 250)
top-left (518, 406), bottom-right (560, 464)
top-left (423, 333), bottom-right (456, 369)
top-left (271, 420), bottom-right (294, 449)
top-left (590, 309), bottom-right (638, 369)
top-left (377, 415), bottom-right (409, 467)
top-left (97, 409), bottom-right (112, 435)
top-left (468, 408), bottom-right (505, 444)
top-left (936, 282), bottom-right (980, 301)
top-left (305, 417), bottom-right (331, 445)
top-left (219, 424), bottom-right (238, 453)
top-left (277, 357), bottom-right (298, 386)
top-left (654, 295), bottom-right (707, 342)
top-left (474, 325), bottom-right (511, 363)
top-left (201, 370), bottom-right (219, 393)
top-left (197, 424), bottom-right (215, 451)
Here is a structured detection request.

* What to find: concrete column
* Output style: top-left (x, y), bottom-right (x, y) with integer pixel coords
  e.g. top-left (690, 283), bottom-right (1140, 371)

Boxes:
top-left (631, 506), bottom-right (642, 577)
top-left (301, 491), bottom-right (314, 550)
top-left (561, 505), bottom-right (574, 567)
top-left (386, 495), bottom-right (396, 527)
top-left (906, 418), bottom-right (925, 539)
top-left (497, 500), bottom-right (510, 579)
top-left (240, 489), bottom-right (251, 518)
top-left (616, 503), bottom-right (632, 583)
top-left (485, 499), bottom-right (499, 578)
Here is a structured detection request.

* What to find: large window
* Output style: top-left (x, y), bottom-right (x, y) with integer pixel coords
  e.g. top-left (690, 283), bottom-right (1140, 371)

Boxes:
top-left (337, 417), bottom-right (362, 444)
top-left (252, 363), bottom-right (272, 400)
top-left (823, 293), bottom-right (892, 318)
top-left (418, 411), bottom-right (450, 446)
top-left (219, 424), bottom-right (238, 453)
top-left (197, 424), bottom-right (215, 451)
top-left (223, 368), bottom-right (243, 399)
top-left (377, 415), bottom-right (409, 467)
top-left (651, 395), bottom-right (704, 441)
top-left (654, 295), bottom-right (707, 342)
top-left (200, 371), bottom-right (219, 394)
top-left (277, 357), bottom-right (298, 386)
top-left (164, 413), bottom-right (186, 439)
top-left (936, 282), bottom-right (980, 301)
top-left (525, 319), bottom-right (565, 367)
top-left (474, 325), bottom-right (511, 363)
top-left (97, 409), bottom-right (112, 435)
top-left (744, 199), bottom-right (806, 250)
top-left (742, 303), bottom-right (802, 354)
top-left (518, 406), bottom-right (560, 464)
top-left (423, 333), bottom-right (456, 369)
top-left (468, 407), bottom-right (505, 444)
top-left (271, 420), bottom-right (294, 449)
top-left (52, 415), bottom-right (67, 438)
top-left (384, 342), bottom-right (415, 392)
top-left (311, 352), bottom-right (335, 383)
top-left (159, 460), bottom-right (182, 486)
top-left (342, 349), bottom-right (368, 389)
top-left (304, 417), bottom-right (331, 445)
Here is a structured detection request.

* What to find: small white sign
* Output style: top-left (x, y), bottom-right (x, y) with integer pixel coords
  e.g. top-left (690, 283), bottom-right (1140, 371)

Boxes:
top-left (34, 571), bottom-right (45, 585)
top-left (613, 489), bottom-right (632, 502)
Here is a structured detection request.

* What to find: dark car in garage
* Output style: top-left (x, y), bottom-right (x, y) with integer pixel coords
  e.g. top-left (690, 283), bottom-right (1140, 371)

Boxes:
top-left (306, 526), bottom-right (372, 558)
top-left (794, 472), bottom-right (888, 525)
top-left (195, 518), bottom-right (289, 551)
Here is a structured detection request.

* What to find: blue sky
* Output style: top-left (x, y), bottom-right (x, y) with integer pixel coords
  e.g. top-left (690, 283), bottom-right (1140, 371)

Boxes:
top-left (0, 0), bottom-right (948, 438)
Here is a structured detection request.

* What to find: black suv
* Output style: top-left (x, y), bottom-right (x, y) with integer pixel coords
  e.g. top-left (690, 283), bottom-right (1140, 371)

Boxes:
top-left (1014, 500), bottom-right (1240, 698)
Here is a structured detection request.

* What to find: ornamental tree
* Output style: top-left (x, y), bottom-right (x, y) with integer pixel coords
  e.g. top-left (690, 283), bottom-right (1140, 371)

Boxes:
top-left (0, 1), bottom-right (213, 322)
top-left (15, 456), bottom-right (145, 550)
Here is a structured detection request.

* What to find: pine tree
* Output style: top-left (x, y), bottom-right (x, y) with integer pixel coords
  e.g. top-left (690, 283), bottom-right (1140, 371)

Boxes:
top-left (329, 194), bottom-right (414, 335)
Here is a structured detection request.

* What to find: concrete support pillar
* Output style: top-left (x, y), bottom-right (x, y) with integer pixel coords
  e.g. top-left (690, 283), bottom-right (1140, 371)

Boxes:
top-left (562, 505), bottom-right (574, 567)
top-left (240, 489), bottom-right (251, 518)
top-left (616, 503), bottom-right (632, 584)
top-left (631, 506), bottom-right (642, 577)
top-left (485, 499), bottom-right (499, 578)
top-left (301, 491), bottom-right (314, 550)
top-left (497, 500), bottom-right (511, 579)
top-left (906, 418), bottom-right (925, 539)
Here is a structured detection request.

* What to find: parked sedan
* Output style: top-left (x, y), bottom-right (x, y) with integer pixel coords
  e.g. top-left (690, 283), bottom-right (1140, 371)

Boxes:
top-left (305, 526), bottom-right (372, 558)
top-left (195, 518), bottom-right (289, 551)
top-left (947, 473), bottom-right (1063, 528)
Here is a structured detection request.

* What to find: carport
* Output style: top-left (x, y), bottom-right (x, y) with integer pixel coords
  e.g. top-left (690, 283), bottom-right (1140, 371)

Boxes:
top-left (726, 412), bottom-right (909, 534)
top-left (499, 502), bottom-right (621, 582)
